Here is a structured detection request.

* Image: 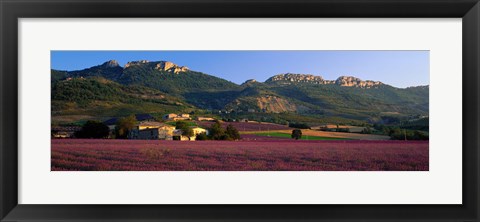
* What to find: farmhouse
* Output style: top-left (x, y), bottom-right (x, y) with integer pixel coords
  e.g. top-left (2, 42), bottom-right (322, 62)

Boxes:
top-left (128, 122), bottom-right (176, 140)
top-left (51, 126), bottom-right (81, 139)
top-left (180, 114), bottom-right (190, 118)
top-left (129, 127), bottom-right (172, 140)
top-left (163, 113), bottom-right (178, 120)
top-left (191, 127), bottom-right (208, 136)
top-left (196, 117), bottom-right (215, 121)
top-left (52, 132), bottom-right (70, 139)
top-left (163, 113), bottom-right (191, 121)
top-left (136, 121), bottom-right (168, 130)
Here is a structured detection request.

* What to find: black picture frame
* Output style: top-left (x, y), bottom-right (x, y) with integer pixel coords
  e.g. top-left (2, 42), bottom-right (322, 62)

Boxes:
top-left (1, 0), bottom-right (479, 221)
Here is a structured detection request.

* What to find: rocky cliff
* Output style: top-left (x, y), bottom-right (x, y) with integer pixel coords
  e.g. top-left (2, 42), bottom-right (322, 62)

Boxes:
top-left (124, 60), bottom-right (189, 74)
top-left (124, 60), bottom-right (150, 68)
top-left (266, 73), bottom-right (332, 84)
top-left (155, 61), bottom-right (189, 74)
top-left (266, 73), bottom-right (382, 88)
top-left (335, 76), bottom-right (382, 88)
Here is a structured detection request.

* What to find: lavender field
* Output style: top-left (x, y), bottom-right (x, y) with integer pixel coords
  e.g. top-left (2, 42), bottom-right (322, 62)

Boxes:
top-left (52, 139), bottom-right (428, 171)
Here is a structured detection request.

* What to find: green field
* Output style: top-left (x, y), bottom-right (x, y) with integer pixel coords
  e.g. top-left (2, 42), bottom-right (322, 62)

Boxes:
top-left (253, 132), bottom-right (351, 140)
top-left (165, 121), bottom-right (199, 127)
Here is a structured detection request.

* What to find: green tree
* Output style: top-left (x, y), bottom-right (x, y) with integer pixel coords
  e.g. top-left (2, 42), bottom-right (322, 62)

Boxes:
top-left (225, 124), bottom-right (241, 140)
top-left (291, 129), bottom-right (302, 140)
top-left (175, 121), bottom-right (188, 130)
top-left (183, 128), bottom-right (195, 140)
top-left (176, 121), bottom-right (194, 140)
top-left (209, 120), bottom-right (225, 140)
top-left (115, 115), bottom-right (137, 139)
top-left (75, 121), bottom-right (110, 138)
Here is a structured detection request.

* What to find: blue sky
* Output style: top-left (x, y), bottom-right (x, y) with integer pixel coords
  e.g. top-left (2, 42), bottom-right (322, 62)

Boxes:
top-left (51, 50), bottom-right (429, 88)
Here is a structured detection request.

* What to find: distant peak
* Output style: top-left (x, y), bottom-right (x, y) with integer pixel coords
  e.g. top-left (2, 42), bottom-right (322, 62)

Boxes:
top-left (242, 79), bottom-right (258, 85)
top-left (154, 61), bottom-right (189, 74)
top-left (102, 60), bottom-right (120, 68)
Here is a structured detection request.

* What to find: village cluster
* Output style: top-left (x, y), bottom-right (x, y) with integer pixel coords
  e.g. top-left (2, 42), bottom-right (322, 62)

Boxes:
top-left (52, 113), bottom-right (215, 141)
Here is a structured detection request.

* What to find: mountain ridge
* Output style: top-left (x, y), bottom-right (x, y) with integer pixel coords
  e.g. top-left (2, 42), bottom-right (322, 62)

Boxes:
top-left (51, 60), bottom-right (429, 126)
top-left (54, 60), bottom-right (427, 89)
top-left (265, 73), bottom-right (383, 88)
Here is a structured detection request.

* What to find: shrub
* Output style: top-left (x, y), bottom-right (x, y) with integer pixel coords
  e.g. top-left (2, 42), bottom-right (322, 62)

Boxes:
top-left (413, 131), bottom-right (429, 140)
top-left (291, 129), bottom-right (302, 140)
top-left (75, 121), bottom-right (110, 139)
top-left (220, 134), bottom-right (232, 141)
top-left (196, 132), bottom-right (208, 140)
top-left (361, 127), bottom-right (373, 134)
top-left (389, 129), bottom-right (429, 140)
top-left (226, 124), bottom-right (241, 140)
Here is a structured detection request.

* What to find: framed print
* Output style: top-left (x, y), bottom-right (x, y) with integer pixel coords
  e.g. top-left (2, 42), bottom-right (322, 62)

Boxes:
top-left (1, 0), bottom-right (479, 221)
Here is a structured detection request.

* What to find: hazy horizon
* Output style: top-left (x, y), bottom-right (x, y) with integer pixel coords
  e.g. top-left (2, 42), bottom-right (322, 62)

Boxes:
top-left (51, 50), bottom-right (429, 88)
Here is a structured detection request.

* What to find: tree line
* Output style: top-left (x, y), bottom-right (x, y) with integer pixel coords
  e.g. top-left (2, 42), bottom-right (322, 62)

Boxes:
top-left (73, 117), bottom-right (241, 141)
top-left (196, 121), bottom-right (241, 141)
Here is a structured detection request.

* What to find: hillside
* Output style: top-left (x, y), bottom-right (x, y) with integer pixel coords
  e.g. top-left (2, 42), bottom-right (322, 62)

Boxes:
top-left (223, 76), bottom-right (428, 122)
top-left (51, 77), bottom-right (194, 124)
top-left (51, 60), bottom-right (429, 126)
top-left (116, 60), bottom-right (240, 94)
